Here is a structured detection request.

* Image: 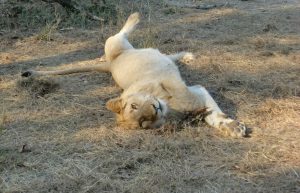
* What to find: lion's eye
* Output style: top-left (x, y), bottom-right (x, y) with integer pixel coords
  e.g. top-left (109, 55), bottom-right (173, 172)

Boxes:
top-left (131, 103), bottom-right (138, 110)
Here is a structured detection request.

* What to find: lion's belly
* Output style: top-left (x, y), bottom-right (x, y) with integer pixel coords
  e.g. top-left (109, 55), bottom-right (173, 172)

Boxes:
top-left (110, 49), bottom-right (179, 89)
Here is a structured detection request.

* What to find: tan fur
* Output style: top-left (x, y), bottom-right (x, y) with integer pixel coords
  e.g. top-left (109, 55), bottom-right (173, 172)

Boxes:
top-left (21, 13), bottom-right (248, 137)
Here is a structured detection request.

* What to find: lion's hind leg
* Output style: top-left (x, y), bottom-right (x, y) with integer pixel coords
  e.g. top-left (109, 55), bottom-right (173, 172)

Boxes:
top-left (119, 12), bottom-right (140, 36)
top-left (189, 85), bottom-right (248, 137)
top-left (167, 52), bottom-right (195, 64)
top-left (104, 12), bottom-right (140, 62)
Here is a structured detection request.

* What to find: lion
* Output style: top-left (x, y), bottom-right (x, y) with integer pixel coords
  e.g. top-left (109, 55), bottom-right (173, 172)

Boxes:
top-left (21, 13), bottom-right (248, 137)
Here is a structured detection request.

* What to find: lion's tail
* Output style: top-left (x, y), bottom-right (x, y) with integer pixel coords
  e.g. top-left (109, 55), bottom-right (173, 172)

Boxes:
top-left (120, 12), bottom-right (140, 36)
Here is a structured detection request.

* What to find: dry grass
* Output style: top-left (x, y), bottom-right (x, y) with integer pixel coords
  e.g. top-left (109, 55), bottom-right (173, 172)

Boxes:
top-left (1, 0), bottom-right (300, 192)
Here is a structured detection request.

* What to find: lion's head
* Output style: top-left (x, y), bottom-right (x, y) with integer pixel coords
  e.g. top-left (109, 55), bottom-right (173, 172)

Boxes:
top-left (106, 94), bottom-right (168, 129)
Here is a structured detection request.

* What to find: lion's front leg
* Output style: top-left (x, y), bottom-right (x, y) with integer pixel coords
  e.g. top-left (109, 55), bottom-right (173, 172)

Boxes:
top-left (188, 85), bottom-right (247, 137)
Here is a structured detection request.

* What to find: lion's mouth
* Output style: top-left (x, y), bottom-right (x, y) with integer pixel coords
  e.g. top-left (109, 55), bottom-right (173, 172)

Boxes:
top-left (152, 100), bottom-right (163, 115)
top-left (155, 99), bottom-right (165, 114)
top-left (157, 100), bottom-right (163, 112)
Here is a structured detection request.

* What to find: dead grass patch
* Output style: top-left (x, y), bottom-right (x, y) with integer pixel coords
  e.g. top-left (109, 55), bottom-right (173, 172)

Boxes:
top-left (1, 0), bottom-right (300, 192)
top-left (16, 77), bottom-right (59, 98)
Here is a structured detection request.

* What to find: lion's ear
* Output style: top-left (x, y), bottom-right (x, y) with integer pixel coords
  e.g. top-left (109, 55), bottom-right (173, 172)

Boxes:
top-left (106, 97), bottom-right (123, 113)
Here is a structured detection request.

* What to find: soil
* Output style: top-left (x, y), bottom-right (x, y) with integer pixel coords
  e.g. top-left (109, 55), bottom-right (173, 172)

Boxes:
top-left (0, 0), bottom-right (299, 192)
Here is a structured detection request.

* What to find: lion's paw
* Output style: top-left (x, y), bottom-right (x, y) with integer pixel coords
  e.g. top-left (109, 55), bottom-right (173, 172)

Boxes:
top-left (181, 52), bottom-right (195, 64)
top-left (222, 120), bottom-right (249, 138)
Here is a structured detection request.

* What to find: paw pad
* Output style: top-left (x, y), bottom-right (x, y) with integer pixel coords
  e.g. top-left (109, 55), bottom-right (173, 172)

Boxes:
top-left (223, 121), bottom-right (249, 138)
top-left (233, 122), bottom-right (247, 137)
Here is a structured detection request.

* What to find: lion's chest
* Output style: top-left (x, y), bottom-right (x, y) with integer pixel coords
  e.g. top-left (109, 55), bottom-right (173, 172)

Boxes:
top-left (110, 49), bottom-right (176, 89)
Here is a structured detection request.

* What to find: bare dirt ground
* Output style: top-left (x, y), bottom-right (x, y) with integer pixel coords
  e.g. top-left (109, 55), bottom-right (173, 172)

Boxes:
top-left (0, 0), bottom-right (300, 192)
